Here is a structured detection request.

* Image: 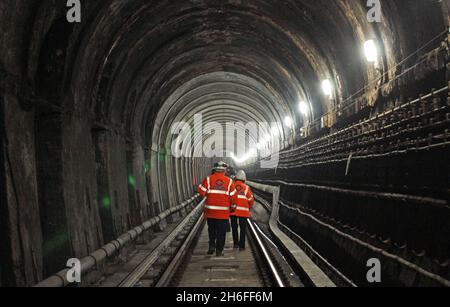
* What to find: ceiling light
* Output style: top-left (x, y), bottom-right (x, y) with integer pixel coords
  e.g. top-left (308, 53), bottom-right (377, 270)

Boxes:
top-left (284, 116), bottom-right (293, 128)
top-left (321, 79), bottom-right (333, 97)
top-left (364, 39), bottom-right (378, 63)
top-left (299, 101), bottom-right (309, 116)
top-left (230, 149), bottom-right (257, 165)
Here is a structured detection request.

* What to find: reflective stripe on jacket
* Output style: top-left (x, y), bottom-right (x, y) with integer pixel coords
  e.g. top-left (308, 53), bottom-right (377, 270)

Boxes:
top-left (198, 173), bottom-right (237, 220)
top-left (230, 181), bottom-right (254, 218)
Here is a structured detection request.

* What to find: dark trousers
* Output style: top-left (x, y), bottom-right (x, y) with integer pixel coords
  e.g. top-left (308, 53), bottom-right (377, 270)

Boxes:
top-left (207, 219), bottom-right (228, 252)
top-left (230, 216), bottom-right (248, 248)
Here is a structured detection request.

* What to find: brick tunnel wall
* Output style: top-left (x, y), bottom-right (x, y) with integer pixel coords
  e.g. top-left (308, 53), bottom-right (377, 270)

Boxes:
top-left (0, 74), bottom-right (210, 286)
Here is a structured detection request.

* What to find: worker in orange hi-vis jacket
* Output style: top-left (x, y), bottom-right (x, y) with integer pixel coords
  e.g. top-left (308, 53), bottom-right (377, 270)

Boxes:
top-left (230, 170), bottom-right (254, 250)
top-left (198, 161), bottom-right (237, 257)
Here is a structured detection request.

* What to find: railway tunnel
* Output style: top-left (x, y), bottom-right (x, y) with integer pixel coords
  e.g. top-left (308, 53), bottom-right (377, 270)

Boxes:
top-left (0, 0), bottom-right (449, 288)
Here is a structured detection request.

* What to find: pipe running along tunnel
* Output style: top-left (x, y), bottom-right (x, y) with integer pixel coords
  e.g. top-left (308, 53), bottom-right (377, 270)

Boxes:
top-left (0, 0), bottom-right (449, 287)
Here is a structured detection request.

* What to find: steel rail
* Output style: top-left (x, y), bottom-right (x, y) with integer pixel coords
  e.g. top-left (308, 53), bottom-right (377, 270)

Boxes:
top-left (155, 212), bottom-right (206, 287)
top-left (247, 181), bottom-right (337, 287)
top-left (247, 219), bottom-right (285, 287)
top-left (154, 205), bottom-right (288, 288)
top-left (118, 200), bottom-right (205, 287)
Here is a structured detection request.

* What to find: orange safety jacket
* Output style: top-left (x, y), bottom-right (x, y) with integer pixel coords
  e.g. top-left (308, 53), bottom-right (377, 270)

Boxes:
top-left (230, 181), bottom-right (254, 218)
top-left (198, 173), bottom-right (237, 220)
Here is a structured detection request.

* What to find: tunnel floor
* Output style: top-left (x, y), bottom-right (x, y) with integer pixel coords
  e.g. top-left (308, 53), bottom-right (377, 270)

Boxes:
top-left (175, 224), bottom-right (264, 288)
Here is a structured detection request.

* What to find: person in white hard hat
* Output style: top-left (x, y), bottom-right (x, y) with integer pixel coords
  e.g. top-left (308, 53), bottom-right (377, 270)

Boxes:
top-left (230, 170), bottom-right (254, 250)
top-left (198, 161), bottom-right (237, 256)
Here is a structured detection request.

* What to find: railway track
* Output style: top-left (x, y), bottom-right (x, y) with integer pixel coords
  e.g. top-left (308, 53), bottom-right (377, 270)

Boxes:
top-left (116, 201), bottom-right (303, 288)
top-left (117, 202), bottom-right (205, 287)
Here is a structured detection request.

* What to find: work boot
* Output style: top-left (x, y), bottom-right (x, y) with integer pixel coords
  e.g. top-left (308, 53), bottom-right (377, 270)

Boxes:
top-left (207, 246), bottom-right (215, 255)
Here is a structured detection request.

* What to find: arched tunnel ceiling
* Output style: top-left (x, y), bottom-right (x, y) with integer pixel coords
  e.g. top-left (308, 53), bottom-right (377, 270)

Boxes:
top-left (13, 0), bottom-right (448, 151)
top-left (153, 72), bottom-right (289, 155)
top-left (69, 0), bottom-right (382, 143)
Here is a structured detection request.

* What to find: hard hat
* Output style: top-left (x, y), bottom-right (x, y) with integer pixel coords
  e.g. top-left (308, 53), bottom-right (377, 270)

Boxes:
top-left (214, 161), bottom-right (228, 171)
top-left (235, 170), bottom-right (247, 182)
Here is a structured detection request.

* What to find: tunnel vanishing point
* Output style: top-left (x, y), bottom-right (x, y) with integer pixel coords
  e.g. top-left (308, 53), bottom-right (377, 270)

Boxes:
top-left (0, 0), bottom-right (449, 287)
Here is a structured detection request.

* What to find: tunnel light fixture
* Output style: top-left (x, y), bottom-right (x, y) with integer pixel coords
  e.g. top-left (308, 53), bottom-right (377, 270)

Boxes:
top-left (298, 101), bottom-right (309, 117)
top-left (364, 39), bottom-right (378, 63)
top-left (284, 116), bottom-right (294, 128)
top-left (321, 79), bottom-right (333, 98)
top-left (230, 149), bottom-right (257, 165)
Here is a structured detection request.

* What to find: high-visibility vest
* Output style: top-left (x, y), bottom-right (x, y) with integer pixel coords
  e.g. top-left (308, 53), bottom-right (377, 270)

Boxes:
top-left (198, 173), bottom-right (237, 220)
top-left (230, 181), bottom-right (254, 218)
